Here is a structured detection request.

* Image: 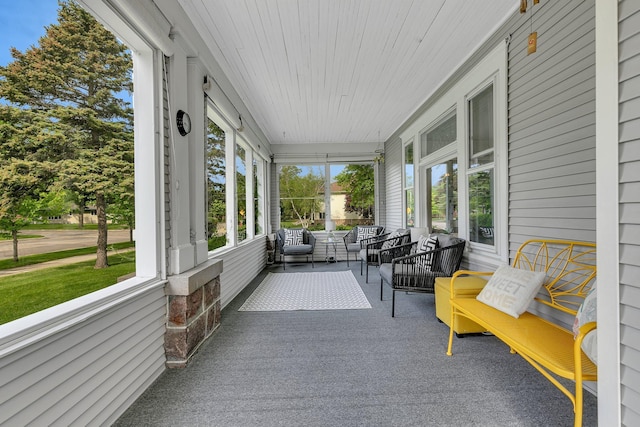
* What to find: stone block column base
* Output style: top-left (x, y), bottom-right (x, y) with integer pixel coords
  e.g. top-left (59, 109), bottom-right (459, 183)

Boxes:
top-left (164, 259), bottom-right (223, 368)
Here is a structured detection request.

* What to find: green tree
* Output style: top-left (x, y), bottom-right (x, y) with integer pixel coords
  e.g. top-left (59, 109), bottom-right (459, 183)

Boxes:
top-left (279, 165), bottom-right (324, 229)
top-left (335, 164), bottom-right (375, 219)
top-left (0, 106), bottom-right (64, 260)
top-left (107, 181), bottom-right (135, 242)
top-left (0, 161), bottom-right (45, 261)
top-left (0, 0), bottom-right (134, 268)
top-left (206, 120), bottom-right (226, 248)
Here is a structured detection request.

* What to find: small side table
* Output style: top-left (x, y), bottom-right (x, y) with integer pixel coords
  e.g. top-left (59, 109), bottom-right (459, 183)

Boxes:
top-left (320, 239), bottom-right (338, 263)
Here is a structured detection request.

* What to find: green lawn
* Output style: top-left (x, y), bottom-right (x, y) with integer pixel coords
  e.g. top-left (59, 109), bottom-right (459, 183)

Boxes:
top-left (0, 242), bottom-right (135, 270)
top-left (0, 233), bottom-right (42, 241)
top-left (0, 254), bottom-right (136, 325)
top-left (21, 224), bottom-right (129, 230)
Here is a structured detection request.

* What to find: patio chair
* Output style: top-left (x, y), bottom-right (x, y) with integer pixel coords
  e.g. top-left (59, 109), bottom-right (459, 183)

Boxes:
top-left (275, 228), bottom-right (316, 270)
top-left (379, 234), bottom-right (466, 317)
top-left (359, 228), bottom-right (411, 283)
top-left (342, 225), bottom-right (385, 267)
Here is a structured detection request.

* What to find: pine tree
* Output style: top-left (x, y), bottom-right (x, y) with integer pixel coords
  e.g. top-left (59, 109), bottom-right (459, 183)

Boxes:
top-left (0, 106), bottom-right (62, 261)
top-left (0, 0), bottom-right (133, 268)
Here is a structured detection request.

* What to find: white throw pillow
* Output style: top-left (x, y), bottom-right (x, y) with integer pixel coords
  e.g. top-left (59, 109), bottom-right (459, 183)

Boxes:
top-left (381, 230), bottom-right (404, 250)
top-left (284, 228), bottom-right (303, 246)
top-left (356, 227), bottom-right (378, 243)
top-left (476, 265), bottom-right (546, 318)
top-left (416, 235), bottom-right (438, 270)
top-left (573, 285), bottom-right (597, 365)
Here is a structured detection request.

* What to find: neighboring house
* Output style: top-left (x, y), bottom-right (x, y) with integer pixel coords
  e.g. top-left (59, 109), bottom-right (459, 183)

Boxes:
top-left (47, 207), bottom-right (103, 225)
top-left (0, 1), bottom-right (636, 426)
top-left (321, 182), bottom-right (371, 227)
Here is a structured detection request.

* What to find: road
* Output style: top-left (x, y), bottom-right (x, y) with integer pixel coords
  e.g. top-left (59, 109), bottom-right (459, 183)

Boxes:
top-left (0, 229), bottom-right (132, 260)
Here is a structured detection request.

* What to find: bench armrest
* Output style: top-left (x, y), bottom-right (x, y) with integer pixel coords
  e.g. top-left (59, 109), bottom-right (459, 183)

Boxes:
top-left (574, 321), bottom-right (597, 381)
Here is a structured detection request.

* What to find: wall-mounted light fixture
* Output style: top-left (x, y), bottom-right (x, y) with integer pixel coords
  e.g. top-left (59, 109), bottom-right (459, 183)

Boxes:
top-left (203, 75), bottom-right (212, 91)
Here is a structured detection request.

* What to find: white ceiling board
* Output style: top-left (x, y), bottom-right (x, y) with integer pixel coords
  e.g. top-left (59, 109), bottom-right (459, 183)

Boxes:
top-left (179, 0), bottom-right (517, 145)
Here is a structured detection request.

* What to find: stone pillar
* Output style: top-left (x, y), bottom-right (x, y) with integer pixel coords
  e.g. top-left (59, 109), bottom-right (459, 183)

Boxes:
top-left (165, 259), bottom-right (223, 368)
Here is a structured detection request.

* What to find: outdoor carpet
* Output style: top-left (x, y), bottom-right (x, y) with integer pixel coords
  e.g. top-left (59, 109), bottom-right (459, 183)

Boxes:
top-left (238, 271), bottom-right (371, 311)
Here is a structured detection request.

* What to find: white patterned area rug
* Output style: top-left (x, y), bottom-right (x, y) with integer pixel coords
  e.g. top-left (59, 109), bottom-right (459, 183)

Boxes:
top-left (238, 271), bottom-right (371, 311)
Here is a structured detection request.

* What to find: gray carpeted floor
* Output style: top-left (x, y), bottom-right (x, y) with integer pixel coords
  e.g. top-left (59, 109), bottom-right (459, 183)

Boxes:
top-left (114, 260), bottom-right (597, 427)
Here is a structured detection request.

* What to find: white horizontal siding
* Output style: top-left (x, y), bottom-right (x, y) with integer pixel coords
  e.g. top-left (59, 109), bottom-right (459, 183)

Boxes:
top-left (507, 0), bottom-right (596, 254)
top-left (0, 281), bottom-right (166, 426)
top-left (216, 239), bottom-right (267, 309)
top-left (383, 136), bottom-right (403, 231)
top-left (619, 0), bottom-right (640, 424)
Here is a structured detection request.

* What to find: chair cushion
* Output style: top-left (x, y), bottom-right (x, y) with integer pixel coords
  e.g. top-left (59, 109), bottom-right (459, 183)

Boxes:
top-left (359, 248), bottom-right (380, 261)
top-left (356, 226), bottom-right (378, 243)
top-left (380, 263), bottom-right (442, 289)
top-left (282, 244), bottom-right (314, 255)
top-left (379, 263), bottom-right (393, 284)
top-left (284, 228), bottom-right (303, 246)
top-left (346, 242), bottom-right (361, 253)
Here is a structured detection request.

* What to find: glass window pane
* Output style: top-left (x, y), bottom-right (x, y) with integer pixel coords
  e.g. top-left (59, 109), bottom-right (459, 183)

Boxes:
top-left (404, 144), bottom-right (414, 187)
top-left (236, 144), bottom-right (247, 242)
top-left (253, 158), bottom-right (263, 235)
top-left (427, 159), bottom-right (458, 234)
top-left (405, 143), bottom-right (414, 228)
top-left (468, 169), bottom-right (494, 245)
top-left (331, 164), bottom-right (375, 228)
top-left (405, 188), bottom-right (415, 227)
top-left (279, 165), bottom-right (324, 230)
top-left (206, 119), bottom-right (227, 250)
top-left (421, 112), bottom-right (456, 158)
top-left (469, 84), bottom-right (494, 168)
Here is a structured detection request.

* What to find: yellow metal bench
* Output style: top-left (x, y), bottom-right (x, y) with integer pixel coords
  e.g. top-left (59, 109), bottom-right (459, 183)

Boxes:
top-left (446, 239), bottom-right (597, 427)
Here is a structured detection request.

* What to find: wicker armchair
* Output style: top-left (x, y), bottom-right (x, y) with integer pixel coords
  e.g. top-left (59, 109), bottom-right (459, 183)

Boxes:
top-left (275, 228), bottom-right (316, 270)
top-left (379, 234), bottom-right (466, 317)
top-left (359, 229), bottom-right (411, 283)
top-left (342, 225), bottom-right (385, 266)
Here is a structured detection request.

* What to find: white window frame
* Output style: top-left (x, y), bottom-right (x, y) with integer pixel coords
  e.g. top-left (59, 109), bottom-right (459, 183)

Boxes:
top-left (206, 104), bottom-right (268, 254)
top-left (403, 139), bottom-right (415, 228)
top-left (0, 0), bottom-right (165, 342)
top-left (411, 42), bottom-right (508, 268)
top-left (465, 80), bottom-right (497, 249)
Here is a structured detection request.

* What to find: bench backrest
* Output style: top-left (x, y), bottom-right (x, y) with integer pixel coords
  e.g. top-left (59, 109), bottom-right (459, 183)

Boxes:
top-left (512, 239), bottom-right (597, 316)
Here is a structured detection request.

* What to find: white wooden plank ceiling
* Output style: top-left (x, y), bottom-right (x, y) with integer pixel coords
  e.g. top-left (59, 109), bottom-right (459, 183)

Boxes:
top-left (179, 0), bottom-right (516, 145)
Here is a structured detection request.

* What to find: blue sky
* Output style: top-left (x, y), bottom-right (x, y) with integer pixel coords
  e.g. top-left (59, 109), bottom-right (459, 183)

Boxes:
top-left (0, 0), bottom-right (60, 66)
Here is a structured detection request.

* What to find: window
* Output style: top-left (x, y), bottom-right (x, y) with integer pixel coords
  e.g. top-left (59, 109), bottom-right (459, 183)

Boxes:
top-left (404, 143), bottom-right (415, 227)
top-left (206, 118), bottom-right (227, 250)
top-left (427, 159), bottom-right (458, 234)
top-left (279, 165), bottom-right (324, 230)
top-left (469, 85), bottom-right (494, 167)
top-left (253, 157), bottom-right (264, 236)
top-left (410, 43), bottom-right (506, 265)
top-left (421, 111), bottom-right (456, 158)
top-left (278, 163), bottom-right (375, 230)
top-left (236, 143), bottom-right (247, 242)
top-left (467, 84), bottom-right (494, 246)
top-left (206, 109), bottom-right (267, 251)
top-left (331, 164), bottom-right (375, 227)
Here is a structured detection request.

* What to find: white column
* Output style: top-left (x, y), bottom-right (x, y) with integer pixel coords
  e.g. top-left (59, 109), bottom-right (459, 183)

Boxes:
top-left (595, 0), bottom-right (621, 424)
top-left (187, 59), bottom-right (209, 265)
top-left (169, 48), bottom-right (195, 273)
